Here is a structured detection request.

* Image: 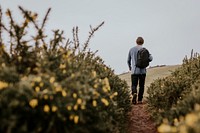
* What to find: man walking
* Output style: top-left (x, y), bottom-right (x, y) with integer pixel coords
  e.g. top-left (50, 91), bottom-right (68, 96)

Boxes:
top-left (127, 37), bottom-right (153, 104)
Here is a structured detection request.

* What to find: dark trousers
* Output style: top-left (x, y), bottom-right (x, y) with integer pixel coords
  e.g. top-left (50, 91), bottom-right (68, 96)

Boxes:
top-left (131, 74), bottom-right (146, 101)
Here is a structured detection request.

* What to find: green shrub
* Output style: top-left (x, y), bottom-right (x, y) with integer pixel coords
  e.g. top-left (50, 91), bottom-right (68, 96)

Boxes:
top-left (0, 6), bottom-right (131, 133)
top-left (147, 51), bottom-right (200, 131)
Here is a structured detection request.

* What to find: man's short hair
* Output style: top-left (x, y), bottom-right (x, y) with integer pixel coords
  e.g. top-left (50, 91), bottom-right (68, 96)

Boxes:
top-left (136, 37), bottom-right (144, 45)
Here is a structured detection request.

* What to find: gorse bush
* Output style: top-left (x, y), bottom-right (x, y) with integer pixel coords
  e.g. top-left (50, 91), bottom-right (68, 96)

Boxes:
top-left (147, 51), bottom-right (200, 133)
top-left (0, 6), bottom-right (131, 133)
top-left (157, 104), bottom-right (200, 133)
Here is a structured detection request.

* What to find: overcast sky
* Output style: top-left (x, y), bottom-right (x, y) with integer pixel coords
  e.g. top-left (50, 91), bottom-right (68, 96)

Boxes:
top-left (1, 0), bottom-right (200, 74)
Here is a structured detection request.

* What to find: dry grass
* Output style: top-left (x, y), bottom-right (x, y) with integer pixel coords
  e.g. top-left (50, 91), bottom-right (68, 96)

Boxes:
top-left (118, 65), bottom-right (180, 97)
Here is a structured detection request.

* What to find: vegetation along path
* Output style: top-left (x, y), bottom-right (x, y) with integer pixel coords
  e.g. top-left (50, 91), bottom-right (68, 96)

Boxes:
top-left (119, 65), bottom-right (180, 133)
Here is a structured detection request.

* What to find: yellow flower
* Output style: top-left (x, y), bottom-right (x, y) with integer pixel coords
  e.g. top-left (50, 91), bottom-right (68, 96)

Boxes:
top-left (92, 70), bottom-right (97, 77)
top-left (59, 63), bottom-right (66, 69)
top-left (93, 91), bottom-right (100, 97)
top-left (77, 98), bottom-right (82, 105)
top-left (103, 78), bottom-right (110, 87)
top-left (55, 86), bottom-right (62, 92)
top-left (179, 125), bottom-right (188, 133)
top-left (101, 98), bottom-right (109, 106)
top-left (44, 105), bottom-right (50, 112)
top-left (74, 115), bottom-right (79, 124)
top-left (62, 90), bottom-right (67, 97)
top-left (63, 70), bottom-right (67, 74)
top-left (18, 56), bottom-right (22, 62)
top-left (52, 105), bottom-right (58, 112)
top-left (67, 105), bottom-right (72, 111)
top-left (39, 82), bottom-right (44, 87)
top-left (102, 86), bottom-right (108, 93)
top-left (73, 93), bottom-right (77, 98)
top-left (94, 84), bottom-right (98, 89)
top-left (35, 86), bottom-right (40, 92)
top-left (34, 76), bottom-right (42, 82)
top-left (92, 100), bottom-right (97, 107)
top-left (21, 76), bottom-right (28, 81)
top-left (31, 82), bottom-right (35, 87)
top-left (29, 99), bottom-right (38, 108)
top-left (81, 105), bottom-right (86, 110)
top-left (43, 94), bottom-right (48, 100)
top-left (0, 81), bottom-right (8, 90)
top-left (102, 78), bottom-right (111, 92)
top-left (1, 63), bottom-right (6, 67)
top-left (157, 124), bottom-right (172, 133)
top-left (113, 92), bottom-right (118, 96)
top-left (49, 77), bottom-right (55, 83)
top-left (33, 67), bottom-right (39, 72)
top-left (174, 118), bottom-right (179, 126)
top-left (185, 113), bottom-right (198, 127)
top-left (73, 105), bottom-right (78, 110)
top-left (69, 114), bottom-right (74, 120)
top-left (110, 92), bottom-right (118, 99)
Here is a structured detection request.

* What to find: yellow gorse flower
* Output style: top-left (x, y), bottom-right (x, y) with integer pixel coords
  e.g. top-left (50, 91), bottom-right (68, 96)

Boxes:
top-left (81, 105), bottom-right (86, 110)
top-left (94, 84), bottom-right (98, 89)
top-left (69, 114), bottom-right (74, 120)
top-left (39, 82), bottom-right (44, 87)
top-left (44, 105), bottom-right (50, 112)
top-left (110, 92), bottom-right (118, 99)
top-left (73, 93), bottom-right (77, 98)
top-left (49, 77), bottom-right (55, 83)
top-left (92, 70), bottom-right (97, 77)
top-left (1, 63), bottom-right (6, 67)
top-left (185, 113), bottom-right (198, 127)
top-left (0, 81), bottom-right (8, 90)
top-left (102, 78), bottom-right (111, 92)
top-left (55, 86), bottom-right (62, 92)
top-left (43, 94), bottom-right (48, 100)
top-left (101, 98), bottom-right (109, 106)
top-left (74, 115), bottom-right (79, 124)
top-left (63, 70), bottom-right (67, 74)
top-left (157, 124), bottom-right (177, 133)
top-left (92, 100), bottom-right (97, 107)
top-left (29, 99), bottom-right (38, 108)
top-left (73, 104), bottom-right (78, 110)
top-left (67, 105), bottom-right (72, 111)
top-left (52, 105), bottom-right (58, 112)
top-left (35, 86), bottom-right (40, 92)
top-left (77, 98), bottom-right (82, 105)
top-left (59, 63), bottom-right (66, 69)
top-left (34, 76), bottom-right (42, 82)
top-left (18, 56), bottom-right (22, 62)
top-left (62, 90), bottom-right (67, 97)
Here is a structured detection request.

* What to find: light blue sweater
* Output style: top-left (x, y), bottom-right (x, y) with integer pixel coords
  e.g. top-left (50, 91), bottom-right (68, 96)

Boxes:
top-left (127, 45), bottom-right (153, 74)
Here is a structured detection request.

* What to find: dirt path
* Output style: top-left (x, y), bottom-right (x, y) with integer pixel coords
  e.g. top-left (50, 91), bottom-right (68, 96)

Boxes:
top-left (119, 65), bottom-right (180, 133)
top-left (126, 101), bottom-right (157, 133)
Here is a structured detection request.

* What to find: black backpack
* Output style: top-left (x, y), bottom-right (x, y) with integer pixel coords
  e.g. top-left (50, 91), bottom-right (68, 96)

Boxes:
top-left (136, 48), bottom-right (150, 68)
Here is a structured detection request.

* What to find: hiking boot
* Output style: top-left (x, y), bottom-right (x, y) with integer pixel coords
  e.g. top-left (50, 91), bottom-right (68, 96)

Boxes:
top-left (132, 93), bottom-right (137, 104)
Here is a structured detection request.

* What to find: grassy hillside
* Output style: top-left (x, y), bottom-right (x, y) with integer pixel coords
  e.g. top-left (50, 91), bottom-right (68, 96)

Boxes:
top-left (118, 65), bottom-right (180, 97)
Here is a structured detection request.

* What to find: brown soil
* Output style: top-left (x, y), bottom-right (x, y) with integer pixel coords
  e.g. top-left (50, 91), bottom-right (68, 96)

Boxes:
top-left (119, 65), bottom-right (180, 133)
top-left (127, 101), bottom-right (158, 133)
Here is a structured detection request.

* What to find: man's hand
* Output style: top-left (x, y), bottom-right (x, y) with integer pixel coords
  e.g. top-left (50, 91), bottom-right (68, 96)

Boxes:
top-left (129, 66), bottom-right (131, 71)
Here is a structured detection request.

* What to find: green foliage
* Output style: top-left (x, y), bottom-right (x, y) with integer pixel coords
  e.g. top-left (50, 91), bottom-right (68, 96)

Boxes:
top-left (0, 6), bottom-right (131, 133)
top-left (147, 50), bottom-right (200, 132)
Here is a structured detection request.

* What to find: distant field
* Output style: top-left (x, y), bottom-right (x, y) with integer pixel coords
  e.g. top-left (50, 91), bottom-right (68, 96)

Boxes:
top-left (118, 65), bottom-right (180, 97)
